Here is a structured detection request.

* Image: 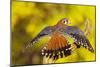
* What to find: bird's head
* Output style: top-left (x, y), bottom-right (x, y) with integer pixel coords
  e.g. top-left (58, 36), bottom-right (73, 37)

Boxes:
top-left (56, 18), bottom-right (70, 27)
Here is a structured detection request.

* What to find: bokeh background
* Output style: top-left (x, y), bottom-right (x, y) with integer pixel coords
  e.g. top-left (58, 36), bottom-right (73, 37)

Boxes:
top-left (11, 1), bottom-right (96, 66)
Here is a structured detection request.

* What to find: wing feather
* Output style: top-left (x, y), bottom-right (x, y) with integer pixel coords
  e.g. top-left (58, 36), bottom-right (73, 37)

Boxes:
top-left (24, 26), bottom-right (54, 50)
top-left (62, 26), bottom-right (94, 52)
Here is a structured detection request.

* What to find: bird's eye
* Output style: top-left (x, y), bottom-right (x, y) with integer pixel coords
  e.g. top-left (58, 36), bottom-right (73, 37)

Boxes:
top-left (63, 20), bottom-right (67, 24)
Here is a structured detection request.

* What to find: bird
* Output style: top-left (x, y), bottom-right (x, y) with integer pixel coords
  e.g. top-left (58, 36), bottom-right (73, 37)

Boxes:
top-left (24, 18), bottom-right (94, 60)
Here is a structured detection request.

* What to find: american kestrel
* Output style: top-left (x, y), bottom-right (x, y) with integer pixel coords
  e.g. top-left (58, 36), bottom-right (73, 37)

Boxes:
top-left (24, 18), bottom-right (94, 60)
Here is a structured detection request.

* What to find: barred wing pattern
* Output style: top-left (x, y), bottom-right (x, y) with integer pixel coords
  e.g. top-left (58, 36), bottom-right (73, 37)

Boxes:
top-left (63, 26), bottom-right (94, 52)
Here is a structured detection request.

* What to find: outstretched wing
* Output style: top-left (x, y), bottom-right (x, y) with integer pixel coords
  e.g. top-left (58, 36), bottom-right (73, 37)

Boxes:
top-left (25, 26), bottom-right (54, 49)
top-left (63, 26), bottom-right (94, 52)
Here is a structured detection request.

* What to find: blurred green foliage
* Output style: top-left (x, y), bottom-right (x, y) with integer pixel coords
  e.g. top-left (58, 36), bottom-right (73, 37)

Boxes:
top-left (11, 1), bottom-right (96, 66)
